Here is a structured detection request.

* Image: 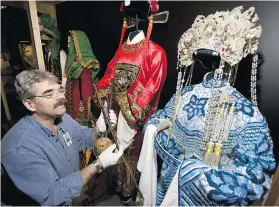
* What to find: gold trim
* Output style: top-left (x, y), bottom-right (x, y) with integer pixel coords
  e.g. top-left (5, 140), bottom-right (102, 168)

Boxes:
top-left (127, 88), bottom-right (144, 120)
top-left (123, 18), bottom-right (127, 28)
top-left (122, 39), bottom-right (145, 53)
top-left (115, 92), bottom-right (136, 127)
top-left (70, 30), bottom-right (100, 70)
top-left (93, 84), bottom-right (110, 107)
top-left (86, 96), bottom-right (92, 121)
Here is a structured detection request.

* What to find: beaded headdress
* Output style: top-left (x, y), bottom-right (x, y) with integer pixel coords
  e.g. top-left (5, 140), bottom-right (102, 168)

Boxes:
top-left (174, 6), bottom-right (261, 111)
top-left (178, 6), bottom-right (261, 67)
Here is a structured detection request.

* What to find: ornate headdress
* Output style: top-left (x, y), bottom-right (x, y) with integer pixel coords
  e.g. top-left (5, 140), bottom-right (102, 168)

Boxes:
top-left (178, 6), bottom-right (261, 67)
top-left (175, 6), bottom-right (261, 109)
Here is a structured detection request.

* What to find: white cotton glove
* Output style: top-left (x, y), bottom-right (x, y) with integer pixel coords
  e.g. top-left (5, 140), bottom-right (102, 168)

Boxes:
top-left (96, 109), bottom-right (117, 133)
top-left (98, 144), bottom-right (123, 169)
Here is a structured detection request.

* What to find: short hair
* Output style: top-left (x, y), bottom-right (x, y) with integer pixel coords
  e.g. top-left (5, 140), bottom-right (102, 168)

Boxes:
top-left (15, 69), bottom-right (58, 100)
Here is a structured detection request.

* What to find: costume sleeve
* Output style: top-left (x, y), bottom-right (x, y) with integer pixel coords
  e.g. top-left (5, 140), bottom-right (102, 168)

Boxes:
top-left (127, 48), bottom-right (167, 125)
top-left (93, 55), bottom-right (117, 105)
top-left (2, 149), bottom-right (83, 206)
top-left (178, 120), bottom-right (276, 206)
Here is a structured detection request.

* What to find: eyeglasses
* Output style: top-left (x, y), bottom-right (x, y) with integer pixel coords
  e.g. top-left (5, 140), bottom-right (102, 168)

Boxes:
top-left (34, 88), bottom-right (65, 99)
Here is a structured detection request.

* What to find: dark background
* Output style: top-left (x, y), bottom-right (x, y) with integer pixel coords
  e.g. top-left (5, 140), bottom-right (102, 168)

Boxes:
top-left (1, 1), bottom-right (279, 162)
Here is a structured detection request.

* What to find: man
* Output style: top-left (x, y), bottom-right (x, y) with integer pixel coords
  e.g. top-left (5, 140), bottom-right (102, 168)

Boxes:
top-left (1, 69), bottom-right (123, 206)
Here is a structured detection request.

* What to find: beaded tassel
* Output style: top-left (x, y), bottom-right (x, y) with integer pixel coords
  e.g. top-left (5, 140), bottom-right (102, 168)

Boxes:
top-left (251, 54), bottom-right (258, 106)
top-left (211, 143), bottom-right (223, 166)
top-left (204, 142), bottom-right (214, 165)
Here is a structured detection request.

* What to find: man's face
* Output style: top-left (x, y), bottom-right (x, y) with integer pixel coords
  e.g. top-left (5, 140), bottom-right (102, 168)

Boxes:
top-left (29, 80), bottom-right (66, 118)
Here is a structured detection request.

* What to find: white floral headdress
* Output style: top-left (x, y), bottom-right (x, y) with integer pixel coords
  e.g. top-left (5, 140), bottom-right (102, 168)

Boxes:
top-left (173, 6), bottom-right (261, 109)
top-left (177, 6), bottom-right (262, 68)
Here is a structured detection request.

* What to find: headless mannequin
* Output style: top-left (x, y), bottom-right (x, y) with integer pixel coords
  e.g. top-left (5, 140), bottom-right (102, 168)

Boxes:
top-left (127, 30), bottom-right (145, 44)
top-left (47, 49), bottom-right (67, 86)
top-left (193, 48), bottom-right (221, 81)
top-left (60, 50), bottom-right (67, 88)
top-left (127, 14), bottom-right (144, 43)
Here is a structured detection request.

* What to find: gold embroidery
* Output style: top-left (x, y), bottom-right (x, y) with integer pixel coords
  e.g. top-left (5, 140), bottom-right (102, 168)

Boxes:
top-left (115, 92), bottom-right (136, 127)
top-left (79, 100), bottom-right (85, 121)
top-left (70, 30), bottom-right (100, 70)
top-left (117, 87), bottom-right (157, 126)
top-left (86, 96), bottom-right (92, 121)
top-left (128, 88), bottom-right (144, 120)
top-left (93, 84), bottom-right (110, 107)
top-left (121, 39), bottom-right (145, 53)
top-left (113, 63), bottom-right (140, 93)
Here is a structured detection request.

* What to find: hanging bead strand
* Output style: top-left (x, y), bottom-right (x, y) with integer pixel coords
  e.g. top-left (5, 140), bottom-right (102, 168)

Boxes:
top-left (251, 53), bottom-right (258, 106)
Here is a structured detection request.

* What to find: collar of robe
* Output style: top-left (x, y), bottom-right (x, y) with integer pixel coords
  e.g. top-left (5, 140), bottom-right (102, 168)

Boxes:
top-left (202, 72), bottom-right (229, 88)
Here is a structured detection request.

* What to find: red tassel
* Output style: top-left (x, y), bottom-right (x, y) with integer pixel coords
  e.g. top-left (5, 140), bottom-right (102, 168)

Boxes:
top-left (151, 0), bottom-right (159, 12)
top-left (120, 2), bottom-right (124, 12)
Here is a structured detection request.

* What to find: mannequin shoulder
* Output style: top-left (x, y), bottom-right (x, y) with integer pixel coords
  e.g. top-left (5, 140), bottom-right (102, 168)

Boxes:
top-left (60, 50), bottom-right (67, 58)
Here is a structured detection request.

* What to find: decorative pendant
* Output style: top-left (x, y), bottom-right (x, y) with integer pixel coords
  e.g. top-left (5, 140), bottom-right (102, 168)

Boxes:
top-left (211, 143), bottom-right (223, 166)
top-left (204, 141), bottom-right (214, 165)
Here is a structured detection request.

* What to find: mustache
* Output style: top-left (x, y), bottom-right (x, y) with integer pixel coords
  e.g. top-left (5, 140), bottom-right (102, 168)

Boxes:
top-left (53, 99), bottom-right (67, 109)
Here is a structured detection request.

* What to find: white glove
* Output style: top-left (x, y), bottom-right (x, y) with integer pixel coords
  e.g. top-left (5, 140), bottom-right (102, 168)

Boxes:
top-left (96, 109), bottom-right (117, 133)
top-left (98, 144), bottom-right (123, 169)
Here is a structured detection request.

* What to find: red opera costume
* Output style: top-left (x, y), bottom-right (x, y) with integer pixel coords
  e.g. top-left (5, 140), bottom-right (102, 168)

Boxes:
top-left (94, 18), bottom-right (167, 198)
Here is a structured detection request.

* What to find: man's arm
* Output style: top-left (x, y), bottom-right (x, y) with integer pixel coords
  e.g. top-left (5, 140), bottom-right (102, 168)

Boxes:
top-left (2, 149), bottom-right (85, 206)
top-left (2, 144), bottom-right (123, 206)
top-left (80, 159), bottom-right (99, 185)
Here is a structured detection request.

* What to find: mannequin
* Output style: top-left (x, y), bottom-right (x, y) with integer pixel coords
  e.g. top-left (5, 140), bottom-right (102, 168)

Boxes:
top-left (60, 50), bottom-right (67, 88)
top-left (137, 7), bottom-right (276, 206)
top-left (94, 16), bottom-right (167, 203)
top-left (127, 30), bottom-right (145, 44)
top-left (45, 48), bottom-right (67, 83)
top-left (127, 14), bottom-right (143, 43)
top-left (39, 14), bottom-right (62, 81)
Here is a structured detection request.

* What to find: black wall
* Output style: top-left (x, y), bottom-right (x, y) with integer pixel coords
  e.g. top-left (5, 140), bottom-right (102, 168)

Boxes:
top-left (56, 1), bottom-right (279, 162)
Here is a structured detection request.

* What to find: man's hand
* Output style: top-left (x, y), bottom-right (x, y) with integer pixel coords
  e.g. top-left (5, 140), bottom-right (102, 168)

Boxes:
top-left (96, 110), bottom-right (117, 133)
top-left (98, 144), bottom-right (123, 169)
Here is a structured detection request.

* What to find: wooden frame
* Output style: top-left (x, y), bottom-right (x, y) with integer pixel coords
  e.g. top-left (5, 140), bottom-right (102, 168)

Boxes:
top-left (1, 0), bottom-right (65, 71)
top-left (1, 0), bottom-right (65, 123)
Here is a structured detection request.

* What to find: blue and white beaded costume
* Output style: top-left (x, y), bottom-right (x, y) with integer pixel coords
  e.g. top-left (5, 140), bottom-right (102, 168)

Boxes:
top-left (145, 77), bottom-right (276, 206)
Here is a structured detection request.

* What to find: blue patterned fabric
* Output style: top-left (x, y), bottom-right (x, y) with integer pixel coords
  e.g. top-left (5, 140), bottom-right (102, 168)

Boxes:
top-left (183, 95), bottom-right (208, 120)
top-left (146, 78), bottom-right (275, 206)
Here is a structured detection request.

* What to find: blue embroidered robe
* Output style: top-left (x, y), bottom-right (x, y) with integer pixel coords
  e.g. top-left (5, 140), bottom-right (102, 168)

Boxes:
top-left (145, 78), bottom-right (276, 206)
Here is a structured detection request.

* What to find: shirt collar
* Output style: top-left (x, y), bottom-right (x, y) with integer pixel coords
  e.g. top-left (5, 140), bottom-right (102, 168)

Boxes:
top-left (25, 115), bottom-right (63, 137)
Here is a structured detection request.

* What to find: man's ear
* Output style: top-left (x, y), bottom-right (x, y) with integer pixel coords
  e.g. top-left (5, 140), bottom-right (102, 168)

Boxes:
top-left (22, 99), bottom-right (36, 112)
